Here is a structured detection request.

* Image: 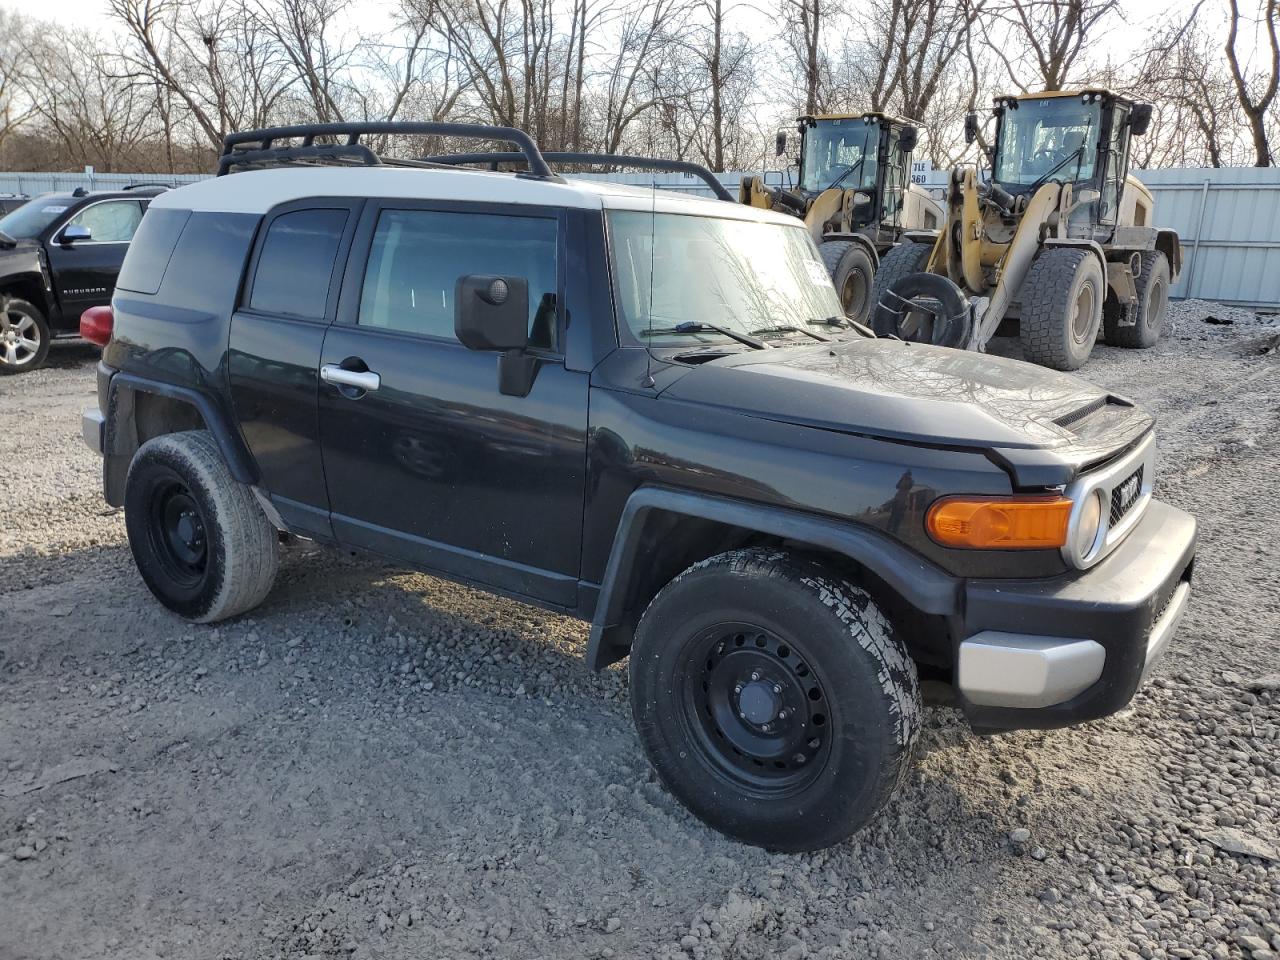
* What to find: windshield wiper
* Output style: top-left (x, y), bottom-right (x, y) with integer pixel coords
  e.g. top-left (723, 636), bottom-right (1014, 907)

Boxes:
top-left (1025, 145), bottom-right (1085, 195)
top-left (749, 324), bottom-right (832, 343)
top-left (637, 321), bottom-right (768, 350)
top-left (817, 315), bottom-right (876, 337)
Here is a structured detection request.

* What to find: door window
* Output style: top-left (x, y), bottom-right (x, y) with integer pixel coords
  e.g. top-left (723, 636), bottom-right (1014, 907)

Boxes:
top-left (67, 200), bottom-right (144, 242)
top-left (248, 208), bottom-right (350, 319)
top-left (357, 209), bottom-right (559, 350)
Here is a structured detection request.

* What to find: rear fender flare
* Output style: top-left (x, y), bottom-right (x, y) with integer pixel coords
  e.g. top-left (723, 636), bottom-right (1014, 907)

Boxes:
top-left (103, 373), bottom-right (258, 504)
top-left (585, 487), bottom-right (961, 671)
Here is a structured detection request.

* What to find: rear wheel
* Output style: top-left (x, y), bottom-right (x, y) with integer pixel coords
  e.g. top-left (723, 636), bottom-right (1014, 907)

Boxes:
top-left (629, 548), bottom-right (921, 851)
top-left (870, 241), bottom-right (932, 321)
top-left (1104, 251), bottom-right (1170, 349)
top-left (0, 297), bottom-right (51, 375)
top-left (820, 241), bottom-right (875, 324)
top-left (1019, 247), bottom-right (1104, 370)
top-left (125, 430), bottom-right (278, 622)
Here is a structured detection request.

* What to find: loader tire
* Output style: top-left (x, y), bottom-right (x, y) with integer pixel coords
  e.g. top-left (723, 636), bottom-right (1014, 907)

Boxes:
top-left (1019, 247), bottom-right (1104, 371)
top-left (1104, 251), bottom-right (1170, 349)
top-left (870, 242), bottom-right (932, 319)
top-left (820, 241), bottom-right (875, 324)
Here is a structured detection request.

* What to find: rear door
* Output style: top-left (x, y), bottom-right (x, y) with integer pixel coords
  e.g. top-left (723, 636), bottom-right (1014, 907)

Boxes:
top-left (318, 200), bottom-right (589, 606)
top-left (228, 200), bottom-right (361, 539)
top-left (46, 198), bottom-right (145, 322)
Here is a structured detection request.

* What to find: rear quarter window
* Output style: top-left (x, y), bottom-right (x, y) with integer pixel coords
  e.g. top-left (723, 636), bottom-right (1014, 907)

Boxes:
top-left (116, 208), bottom-right (192, 295)
top-left (248, 208), bottom-right (349, 319)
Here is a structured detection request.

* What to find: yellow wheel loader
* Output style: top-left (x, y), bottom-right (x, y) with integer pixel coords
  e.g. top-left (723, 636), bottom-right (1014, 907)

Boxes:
top-left (870, 90), bottom-right (1181, 370)
top-left (740, 113), bottom-right (944, 323)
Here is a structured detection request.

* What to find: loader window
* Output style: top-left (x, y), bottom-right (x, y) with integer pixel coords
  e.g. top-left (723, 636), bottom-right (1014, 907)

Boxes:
top-left (993, 98), bottom-right (1100, 192)
top-left (799, 121), bottom-right (878, 194)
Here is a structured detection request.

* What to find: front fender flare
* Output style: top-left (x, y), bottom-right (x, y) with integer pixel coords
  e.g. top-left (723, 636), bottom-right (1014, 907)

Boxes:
top-left (585, 487), bottom-right (961, 671)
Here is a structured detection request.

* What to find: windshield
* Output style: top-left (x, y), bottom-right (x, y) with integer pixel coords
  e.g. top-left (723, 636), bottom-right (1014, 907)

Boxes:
top-left (608, 210), bottom-right (844, 345)
top-left (0, 196), bottom-right (70, 239)
top-left (993, 98), bottom-right (1099, 191)
top-left (799, 120), bottom-right (878, 194)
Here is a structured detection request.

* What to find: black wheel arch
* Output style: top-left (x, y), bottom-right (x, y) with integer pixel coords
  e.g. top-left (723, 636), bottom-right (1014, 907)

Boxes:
top-left (585, 487), bottom-right (960, 671)
top-left (0, 272), bottom-right (57, 325)
top-left (102, 373), bottom-right (259, 506)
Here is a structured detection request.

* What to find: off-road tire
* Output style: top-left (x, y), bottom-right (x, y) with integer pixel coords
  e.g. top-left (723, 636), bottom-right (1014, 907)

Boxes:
top-left (629, 548), bottom-right (921, 852)
top-left (1104, 251), bottom-right (1170, 349)
top-left (1019, 247), bottom-right (1105, 370)
top-left (820, 241), bottom-right (875, 324)
top-left (0, 297), bottom-right (51, 375)
top-left (125, 430), bottom-right (278, 622)
top-left (870, 241), bottom-right (932, 321)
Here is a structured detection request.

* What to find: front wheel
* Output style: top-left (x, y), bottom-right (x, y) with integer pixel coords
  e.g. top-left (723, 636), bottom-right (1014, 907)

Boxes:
top-left (820, 241), bottom-right (875, 324)
top-left (125, 430), bottom-right (279, 622)
top-left (629, 548), bottom-right (921, 851)
top-left (0, 297), bottom-right (51, 375)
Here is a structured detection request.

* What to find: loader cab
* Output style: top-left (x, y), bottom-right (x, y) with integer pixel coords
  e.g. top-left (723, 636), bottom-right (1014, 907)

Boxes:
top-left (793, 113), bottom-right (919, 231)
top-left (989, 90), bottom-right (1144, 229)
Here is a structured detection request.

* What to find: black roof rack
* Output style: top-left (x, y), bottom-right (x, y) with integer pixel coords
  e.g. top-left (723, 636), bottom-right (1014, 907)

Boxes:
top-left (420, 151), bottom-right (735, 202)
top-left (122, 183), bottom-right (173, 192)
top-left (217, 121), bottom-right (557, 179)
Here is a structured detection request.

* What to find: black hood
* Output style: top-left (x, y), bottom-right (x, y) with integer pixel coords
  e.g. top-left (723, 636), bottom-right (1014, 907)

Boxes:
top-left (658, 338), bottom-right (1153, 479)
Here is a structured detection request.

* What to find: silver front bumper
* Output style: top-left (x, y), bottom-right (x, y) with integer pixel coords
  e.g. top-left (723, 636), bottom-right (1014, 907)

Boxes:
top-left (82, 407), bottom-right (105, 455)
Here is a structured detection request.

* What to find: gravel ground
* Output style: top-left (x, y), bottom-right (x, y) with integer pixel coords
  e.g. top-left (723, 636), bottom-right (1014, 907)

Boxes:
top-left (2, 302), bottom-right (1278, 960)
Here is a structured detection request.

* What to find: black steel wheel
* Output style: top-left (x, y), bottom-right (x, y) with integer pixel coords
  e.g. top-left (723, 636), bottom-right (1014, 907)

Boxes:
top-left (145, 471), bottom-right (211, 591)
top-left (630, 548), bottom-right (921, 852)
top-left (684, 622), bottom-right (832, 795)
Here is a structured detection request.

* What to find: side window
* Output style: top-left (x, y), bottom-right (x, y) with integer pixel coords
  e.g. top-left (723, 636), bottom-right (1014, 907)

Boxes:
top-left (249, 208), bottom-right (349, 319)
top-left (358, 209), bottom-right (559, 349)
top-left (68, 200), bottom-right (144, 242)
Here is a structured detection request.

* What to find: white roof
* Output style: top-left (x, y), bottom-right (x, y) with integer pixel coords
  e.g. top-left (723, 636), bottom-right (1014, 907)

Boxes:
top-left (149, 165), bottom-right (798, 226)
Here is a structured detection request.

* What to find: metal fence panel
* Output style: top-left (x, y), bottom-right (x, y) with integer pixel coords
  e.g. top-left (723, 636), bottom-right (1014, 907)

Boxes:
top-left (3, 166), bottom-right (1277, 308)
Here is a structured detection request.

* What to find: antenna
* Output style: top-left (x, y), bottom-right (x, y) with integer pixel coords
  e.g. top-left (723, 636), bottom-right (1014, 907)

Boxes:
top-left (642, 181), bottom-right (657, 389)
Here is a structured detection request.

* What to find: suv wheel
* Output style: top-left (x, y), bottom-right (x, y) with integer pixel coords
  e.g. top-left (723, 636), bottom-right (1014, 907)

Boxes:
top-left (629, 548), bottom-right (921, 851)
top-left (124, 430), bottom-right (279, 622)
top-left (0, 298), bottom-right (51, 375)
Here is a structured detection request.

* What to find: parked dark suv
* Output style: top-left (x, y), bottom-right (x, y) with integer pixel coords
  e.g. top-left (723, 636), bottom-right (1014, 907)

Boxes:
top-left (82, 123), bottom-right (1196, 851)
top-left (0, 185), bottom-right (167, 373)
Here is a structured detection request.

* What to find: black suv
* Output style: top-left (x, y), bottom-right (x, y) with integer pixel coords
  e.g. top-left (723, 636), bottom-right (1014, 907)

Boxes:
top-left (83, 123), bottom-right (1196, 851)
top-left (0, 185), bottom-right (167, 373)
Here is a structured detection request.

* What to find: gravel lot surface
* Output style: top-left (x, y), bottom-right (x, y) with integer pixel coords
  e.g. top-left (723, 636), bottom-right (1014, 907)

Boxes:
top-left (2, 302), bottom-right (1279, 960)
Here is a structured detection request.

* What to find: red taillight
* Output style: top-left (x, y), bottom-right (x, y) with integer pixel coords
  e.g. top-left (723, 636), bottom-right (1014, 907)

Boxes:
top-left (80, 305), bottom-right (113, 346)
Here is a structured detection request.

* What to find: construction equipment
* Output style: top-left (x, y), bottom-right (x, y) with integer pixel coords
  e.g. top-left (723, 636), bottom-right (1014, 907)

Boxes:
top-left (871, 90), bottom-right (1181, 371)
top-left (740, 113), bottom-right (944, 323)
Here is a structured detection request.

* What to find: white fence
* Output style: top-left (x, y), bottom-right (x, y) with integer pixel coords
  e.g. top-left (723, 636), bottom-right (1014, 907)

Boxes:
top-left (3, 165), bottom-right (1277, 309)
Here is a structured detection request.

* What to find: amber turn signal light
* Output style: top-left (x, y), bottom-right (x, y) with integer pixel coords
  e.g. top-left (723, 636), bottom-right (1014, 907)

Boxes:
top-left (926, 495), bottom-right (1072, 549)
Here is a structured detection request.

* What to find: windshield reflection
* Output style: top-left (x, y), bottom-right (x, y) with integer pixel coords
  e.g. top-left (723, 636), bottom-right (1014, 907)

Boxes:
top-left (608, 211), bottom-right (844, 345)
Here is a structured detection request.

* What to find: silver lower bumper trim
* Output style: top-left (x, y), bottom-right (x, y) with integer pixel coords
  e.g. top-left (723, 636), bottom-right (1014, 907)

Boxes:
top-left (958, 632), bottom-right (1106, 709)
top-left (1141, 581), bottom-right (1191, 682)
top-left (81, 407), bottom-right (105, 455)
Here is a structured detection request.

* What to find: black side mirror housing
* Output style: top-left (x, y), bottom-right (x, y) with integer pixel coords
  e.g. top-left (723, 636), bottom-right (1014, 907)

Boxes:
top-left (455, 275), bottom-right (529, 352)
top-left (899, 125), bottom-right (918, 154)
top-left (963, 113), bottom-right (979, 145)
top-left (775, 131), bottom-right (787, 157)
top-left (1130, 103), bottom-right (1153, 137)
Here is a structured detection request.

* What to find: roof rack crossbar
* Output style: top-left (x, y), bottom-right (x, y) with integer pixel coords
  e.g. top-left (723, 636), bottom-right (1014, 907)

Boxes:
top-left (418, 151), bottom-right (735, 202)
top-left (217, 122), bottom-right (556, 179)
top-left (218, 142), bottom-right (383, 174)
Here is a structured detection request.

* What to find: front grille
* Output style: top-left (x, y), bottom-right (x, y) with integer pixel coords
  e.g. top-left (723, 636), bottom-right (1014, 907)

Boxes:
top-left (1110, 464), bottom-right (1145, 525)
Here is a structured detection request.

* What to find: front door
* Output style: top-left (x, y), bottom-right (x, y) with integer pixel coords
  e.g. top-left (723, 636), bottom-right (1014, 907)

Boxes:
top-left (47, 198), bottom-right (146, 321)
top-left (318, 202), bottom-right (588, 607)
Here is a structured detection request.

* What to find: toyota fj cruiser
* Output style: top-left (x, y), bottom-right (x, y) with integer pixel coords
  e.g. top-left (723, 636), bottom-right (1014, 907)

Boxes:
top-left (82, 122), bottom-right (1196, 851)
top-left (0, 185), bottom-right (168, 373)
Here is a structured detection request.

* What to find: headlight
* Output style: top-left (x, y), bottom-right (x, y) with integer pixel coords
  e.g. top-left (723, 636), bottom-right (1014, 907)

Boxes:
top-left (1073, 489), bottom-right (1105, 562)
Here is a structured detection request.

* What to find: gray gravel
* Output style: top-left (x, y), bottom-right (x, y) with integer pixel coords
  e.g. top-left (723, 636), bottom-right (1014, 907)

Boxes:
top-left (1, 304), bottom-right (1278, 960)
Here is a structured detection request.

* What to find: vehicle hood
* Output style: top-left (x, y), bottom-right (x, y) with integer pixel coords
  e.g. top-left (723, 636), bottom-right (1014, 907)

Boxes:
top-left (658, 338), bottom-right (1153, 478)
top-left (0, 235), bottom-right (40, 262)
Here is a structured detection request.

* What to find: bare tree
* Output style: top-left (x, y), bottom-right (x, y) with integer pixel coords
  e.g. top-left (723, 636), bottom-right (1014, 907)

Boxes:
top-left (981, 0), bottom-right (1119, 91)
top-left (1225, 0), bottom-right (1278, 165)
top-left (780, 0), bottom-right (828, 113)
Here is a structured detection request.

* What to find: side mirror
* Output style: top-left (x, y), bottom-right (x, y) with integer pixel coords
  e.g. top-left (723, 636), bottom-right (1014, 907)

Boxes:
top-left (455, 275), bottom-right (529, 352)
top-left (1129, 103), bottom-right (1153, 137)
top-left (963, 113), bottom-right (979, 145)
top-left (59, 224), bottom-right (92, 245)
top-left (775, 130), bottom-right (788, 157)
top-left (899, 125), bottom-right (918, 154)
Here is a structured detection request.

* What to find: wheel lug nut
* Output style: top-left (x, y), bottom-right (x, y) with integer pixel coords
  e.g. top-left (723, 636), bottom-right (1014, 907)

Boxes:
top-left (778, 709), bottom-right (788, 719)
top-left (734, 684), bottom-right (742, 695)
top-left (772, 684), bottom-right (782, 694)
top-left (761, 723), bottom-right (771, 732)
top-left (750, 671), bottom-right (760, 681)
